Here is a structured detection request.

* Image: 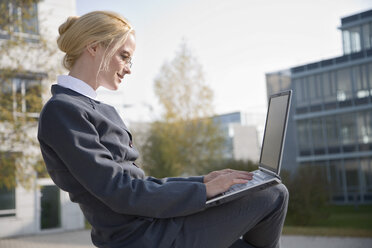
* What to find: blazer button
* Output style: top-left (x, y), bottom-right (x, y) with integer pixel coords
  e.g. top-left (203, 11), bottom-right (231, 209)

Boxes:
top-left (129, 141), bottom-right (133, 148)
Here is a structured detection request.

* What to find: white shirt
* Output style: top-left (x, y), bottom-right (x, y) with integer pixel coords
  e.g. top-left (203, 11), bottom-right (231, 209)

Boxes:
top-left (57, 75), bottom-right (97, 100)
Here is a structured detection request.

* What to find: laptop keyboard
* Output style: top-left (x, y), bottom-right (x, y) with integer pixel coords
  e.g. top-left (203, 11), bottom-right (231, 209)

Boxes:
top-left (253, 170), bottom-right (272, 180)
top-left (223, 170), bottom-right (273, 195)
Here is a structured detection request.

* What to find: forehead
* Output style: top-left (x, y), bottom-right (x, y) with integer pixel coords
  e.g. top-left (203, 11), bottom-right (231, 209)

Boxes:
top-left (118, 33), bottom-right (135, 55)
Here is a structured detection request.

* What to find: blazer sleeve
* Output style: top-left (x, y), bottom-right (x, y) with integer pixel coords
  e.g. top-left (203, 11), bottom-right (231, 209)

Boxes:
top-left (146, 176), bottom-right (204, 184)
top-left (38, 100), bottom-right (207, 218)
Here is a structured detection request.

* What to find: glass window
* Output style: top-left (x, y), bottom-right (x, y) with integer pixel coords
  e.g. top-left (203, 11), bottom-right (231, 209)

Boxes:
top-left (362, 64), bottom-right (369, 91)
top-left (40, 185), bottom-right (61, 229)
top-left (297, 119), bottom-right (311, 156)
top-left (356, 111), bottom-right (372, 146)
top-left (353, 66), bottom-right (362, 92)
top-left (353, 65), bottom-right (370, 100)
top-left (311, 118), bottom-right (325, 154)
top-left (11, 1), bottom-right (20, 33)
top-left (14, 78), bottom-right (23, 113)
top-left (323, 71), bottom-right (337, 105)
top-left (343, 30), bottom-right (351, 54)
top-left (0, 0), bottom-right (39, 39)
top-left (0, 152), bottom-right (16, 218)
top-left (308, 75), bottom-right (316, 102)
top-left (365, 63), bottom-right (371, 90)
top-left (0, 77), bottom-right (42, 117)
top-left (315, 74), bottom-right (323, 102)
top-left (340, 113), bottom-right (357, 152)
top-left (296, 77), bottom-right (310, 108)
top-left (325, 115), bottom-right (340, 153)
top-left (294, 78), bottom-right (302, 105)
top-left (302, 77), bottom-right (310, 105)
top-left (0, 1), bottom-right (10, 32)
top-left (337, 68), bottom-right (353, 102)
top-left (25, 79), bottom-right (42, 113)
top-left (0, 78), bottom-right (13, 114)
top-left (20, 2), bottom-right (38, 35)
top-left (362, 22), bottom-right (371, 50)
top-left (0, 186), bottom-right (15, 217)
top-left (350, 26), bottom-right (362, 53)
top-left (308, 74), bottom-right (323, 105)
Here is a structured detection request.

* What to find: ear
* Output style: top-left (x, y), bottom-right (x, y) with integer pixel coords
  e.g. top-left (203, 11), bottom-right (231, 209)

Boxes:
top-left (86, 43), bottom-right (99, 57)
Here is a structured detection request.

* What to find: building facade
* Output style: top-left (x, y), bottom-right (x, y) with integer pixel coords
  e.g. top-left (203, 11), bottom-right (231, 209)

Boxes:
top-left (0, 0), bottom-right (85, 238)
top-left (213, 111), bottom-right (262, 162)
top-left (266, 9), bottom-right (372, 204)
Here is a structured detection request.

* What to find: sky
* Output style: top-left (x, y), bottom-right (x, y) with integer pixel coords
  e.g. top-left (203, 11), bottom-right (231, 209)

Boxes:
top-left (76, 0), bottom-right (372, 123)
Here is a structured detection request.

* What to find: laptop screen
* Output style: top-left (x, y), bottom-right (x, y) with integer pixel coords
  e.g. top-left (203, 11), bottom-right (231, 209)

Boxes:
top-left (259, 91), bottom-right (291, 174)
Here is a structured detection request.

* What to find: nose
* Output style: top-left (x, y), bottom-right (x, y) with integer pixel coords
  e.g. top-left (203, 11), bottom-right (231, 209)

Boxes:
top-left (124, 64), bottom-right (131, 74)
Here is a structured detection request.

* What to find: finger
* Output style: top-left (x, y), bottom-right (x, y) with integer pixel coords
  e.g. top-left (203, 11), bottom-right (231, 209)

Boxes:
top-left (232, 171), bottom-right (253, 179)
top-left (232, 178), bottom-right (249, 185)
top-left (221, 168), bottom-right (234, 174)
top-left (229, 169), bottom-right (253, 175)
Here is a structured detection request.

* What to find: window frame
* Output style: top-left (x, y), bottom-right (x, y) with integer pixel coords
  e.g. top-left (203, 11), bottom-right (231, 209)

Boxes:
top-left (0, 0), bottom-right (40, 43)
top-left (0, 73), bottom-right (44, 119)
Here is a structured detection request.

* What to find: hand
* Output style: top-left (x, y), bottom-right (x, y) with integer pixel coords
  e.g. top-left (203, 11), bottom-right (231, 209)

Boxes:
top-left (204, 170), bottom-right (253, 199)
top-left (204, 168), bottom-right (250, 183)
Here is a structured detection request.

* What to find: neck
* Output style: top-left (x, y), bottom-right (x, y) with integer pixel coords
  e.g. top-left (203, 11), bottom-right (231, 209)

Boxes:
top-left (68, 52), bottom-right (100, 91)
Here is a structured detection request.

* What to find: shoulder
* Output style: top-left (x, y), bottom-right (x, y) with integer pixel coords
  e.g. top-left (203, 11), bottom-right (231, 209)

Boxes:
top-left (38, 94), bottom-right (96, 142)
top-left (40, 93), bottom-right (93, 118)
top-left (38, 96), bottom-right (93, 135)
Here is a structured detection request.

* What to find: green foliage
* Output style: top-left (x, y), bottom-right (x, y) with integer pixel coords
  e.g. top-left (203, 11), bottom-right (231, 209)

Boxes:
top-left (198, 158), bottom-right (259, 175)
top-left (283, 205), bottom-right (372, 237)
top-left (142, 119), bottom-right (225, 177)
top-left (140, 41), bottom-right (225, 177)
top-left (282, 165), bottom-right (330, 225)
top-left (0, 0), bottom-right (60, 190)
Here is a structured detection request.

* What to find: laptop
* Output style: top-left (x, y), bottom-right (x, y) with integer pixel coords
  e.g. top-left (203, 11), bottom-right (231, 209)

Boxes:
top-left (206, 90), bottom-right (292, 207)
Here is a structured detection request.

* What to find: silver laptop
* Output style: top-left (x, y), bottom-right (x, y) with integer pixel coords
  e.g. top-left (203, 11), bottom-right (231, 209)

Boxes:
top-left (206, 90), bottom-right (292, 207)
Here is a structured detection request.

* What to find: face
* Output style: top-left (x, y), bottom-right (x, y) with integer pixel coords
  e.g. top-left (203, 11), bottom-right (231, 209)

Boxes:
top-left (97, 33), bottom-right (136, 90)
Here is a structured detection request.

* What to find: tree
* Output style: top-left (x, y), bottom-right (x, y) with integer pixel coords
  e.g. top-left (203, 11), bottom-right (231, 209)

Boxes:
top-left (140, 41), bottom-right (225, 177)
top-left (0, 0), bottom-right (62, 189)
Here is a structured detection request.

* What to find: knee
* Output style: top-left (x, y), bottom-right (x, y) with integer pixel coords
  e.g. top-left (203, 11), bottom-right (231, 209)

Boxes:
top-left (274, 183), bottom-right (289, 208)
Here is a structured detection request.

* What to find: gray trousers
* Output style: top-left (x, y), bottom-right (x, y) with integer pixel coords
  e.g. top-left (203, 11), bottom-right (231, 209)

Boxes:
top-left (174, 184), bottom-right (289, 248)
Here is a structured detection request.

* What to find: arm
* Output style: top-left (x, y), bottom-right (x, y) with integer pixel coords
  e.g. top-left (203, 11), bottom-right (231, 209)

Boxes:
top-left (146, 176), bottom-right (204, 184)
top-left (38, 100), bottom-right (206, 218)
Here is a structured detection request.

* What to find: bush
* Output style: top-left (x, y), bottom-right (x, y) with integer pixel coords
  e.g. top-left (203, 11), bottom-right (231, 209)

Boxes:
top-left (282, 165), bottom-right (330, 225)
top-left (199, 159), bottom-right (258, 175)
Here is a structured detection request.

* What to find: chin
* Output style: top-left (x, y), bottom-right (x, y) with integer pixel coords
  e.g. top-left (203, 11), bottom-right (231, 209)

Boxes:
top-left (108, 85), bottom-right (119, 91)
top-left (102, 81), bottom-right (120, 91)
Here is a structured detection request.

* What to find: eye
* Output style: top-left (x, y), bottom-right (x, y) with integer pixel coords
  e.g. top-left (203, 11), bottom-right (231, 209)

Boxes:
top-left (120, 54), bottom-right (130, 62)
top-left (119, 53), bottom-right (133, 68)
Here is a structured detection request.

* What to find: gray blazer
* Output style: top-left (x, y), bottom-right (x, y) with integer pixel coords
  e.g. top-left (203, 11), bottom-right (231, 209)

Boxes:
top-left (37, 85), bottom-right (207, 248)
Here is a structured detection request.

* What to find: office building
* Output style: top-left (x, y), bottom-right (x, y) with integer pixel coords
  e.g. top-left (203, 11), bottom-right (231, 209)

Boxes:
top-left (266, 9), bottom-right (372, 204)
top-left (213, 111), bottom-right (263, 162)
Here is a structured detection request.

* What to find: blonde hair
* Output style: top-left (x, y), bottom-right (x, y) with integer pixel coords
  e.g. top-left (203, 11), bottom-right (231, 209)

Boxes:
top-left (57, 11), bottom-right (134, 71)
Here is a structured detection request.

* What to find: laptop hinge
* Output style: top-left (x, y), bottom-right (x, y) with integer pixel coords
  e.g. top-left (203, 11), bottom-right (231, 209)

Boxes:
top-left (259, 167), bottom-right (281, 179)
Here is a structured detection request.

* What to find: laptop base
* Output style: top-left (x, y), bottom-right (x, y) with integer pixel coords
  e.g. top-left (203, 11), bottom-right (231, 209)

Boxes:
top-left (206, 179), bottom-right (281, 208)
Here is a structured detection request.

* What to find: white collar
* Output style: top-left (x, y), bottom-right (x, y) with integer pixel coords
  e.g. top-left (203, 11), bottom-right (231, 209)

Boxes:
top-left (57, 75), bottom-right (97, 100)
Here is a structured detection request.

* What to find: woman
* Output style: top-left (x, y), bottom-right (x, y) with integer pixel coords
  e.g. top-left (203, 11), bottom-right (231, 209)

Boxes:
top-left (37, 11), bottom-right (288, 248)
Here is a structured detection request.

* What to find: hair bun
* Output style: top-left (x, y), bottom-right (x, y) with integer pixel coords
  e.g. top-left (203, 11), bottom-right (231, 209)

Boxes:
top-left (58, 16), bottom-right (79, 36)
